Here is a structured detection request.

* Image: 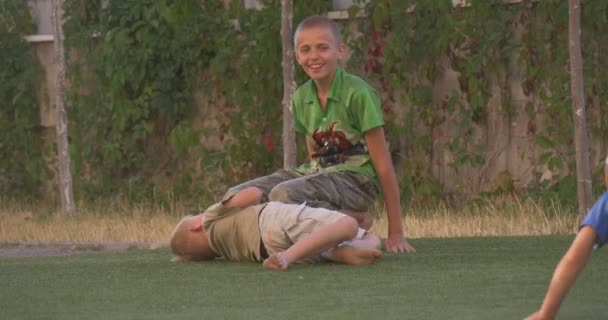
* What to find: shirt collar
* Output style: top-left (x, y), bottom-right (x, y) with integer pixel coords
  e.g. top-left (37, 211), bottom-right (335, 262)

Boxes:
top-left (304, 68), bottom-right (344, 104)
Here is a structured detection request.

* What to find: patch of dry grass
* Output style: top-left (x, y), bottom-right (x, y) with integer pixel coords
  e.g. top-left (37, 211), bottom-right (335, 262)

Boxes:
top-left (0, 200), bottom-right (187, 244)
top-left (0, 198), bottom-right (579, 243)
top-left (371, 198), bottom-right (579, 238)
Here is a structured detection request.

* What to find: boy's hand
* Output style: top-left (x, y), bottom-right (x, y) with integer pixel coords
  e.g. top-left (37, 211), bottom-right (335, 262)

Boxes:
top-left (384, 235), bottom-right (416, 253)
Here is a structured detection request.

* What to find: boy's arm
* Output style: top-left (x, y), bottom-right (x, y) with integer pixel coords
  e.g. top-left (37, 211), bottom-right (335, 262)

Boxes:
top-left (526, 226), bottom-right (597, 320)
top-left (223, 187), bottom-right (263, 208)
top-left (306, 139), bottom-right (316, 162)
top-left (365, 127), bottom-right (415, 253)
top-left (264, 216), bottom-right (361, 271)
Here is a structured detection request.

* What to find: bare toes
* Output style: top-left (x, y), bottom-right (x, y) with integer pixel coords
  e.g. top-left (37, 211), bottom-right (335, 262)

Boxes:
top-left (263, 253), bottom-right (288, 271)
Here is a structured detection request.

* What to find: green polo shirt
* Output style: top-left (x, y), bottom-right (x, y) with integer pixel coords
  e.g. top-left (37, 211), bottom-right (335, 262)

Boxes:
top-left (292, 68), bottom-right (384, 190)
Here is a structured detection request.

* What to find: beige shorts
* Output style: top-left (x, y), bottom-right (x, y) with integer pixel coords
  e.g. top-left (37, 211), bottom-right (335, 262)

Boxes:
top-left (258, 202), bottom-right (365, 264)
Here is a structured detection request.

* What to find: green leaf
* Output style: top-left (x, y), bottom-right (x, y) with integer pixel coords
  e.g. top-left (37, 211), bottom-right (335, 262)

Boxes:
top-left (538, 152), bottom-right (553, 165)
top-left (536, 136), bottom-right (555, 149)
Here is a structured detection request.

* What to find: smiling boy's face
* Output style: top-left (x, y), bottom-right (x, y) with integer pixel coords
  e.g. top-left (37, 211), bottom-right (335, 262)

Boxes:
top-left (294, 26), bottom-right (345, 86)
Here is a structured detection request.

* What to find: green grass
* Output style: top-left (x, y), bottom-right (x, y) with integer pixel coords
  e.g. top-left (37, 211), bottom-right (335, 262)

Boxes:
top-left (1, 236), bottom-right (607, 320)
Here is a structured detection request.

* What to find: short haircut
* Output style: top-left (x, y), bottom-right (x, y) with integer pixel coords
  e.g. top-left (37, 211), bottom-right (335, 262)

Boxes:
top-left (294, 15), bottom-right (343, 45)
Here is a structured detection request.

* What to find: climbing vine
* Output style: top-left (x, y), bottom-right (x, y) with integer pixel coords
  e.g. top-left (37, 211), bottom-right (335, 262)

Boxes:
top-left (0, 0), bottom-right (47, 198)
top-left (347, 0), bottom-right (608, 205)
top-left (63, 0), bottom-right (227, 202)
top-left (62, 0), bottom-right (328, 204)
top-left (4, 0), bottom-right (608, 207)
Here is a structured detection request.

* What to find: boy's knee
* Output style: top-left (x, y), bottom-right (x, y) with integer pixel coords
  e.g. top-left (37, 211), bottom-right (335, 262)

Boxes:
top-left (342, 210), bottom-right (373, 230)
top-left (269, 184), bottom-right (294, 203)
top-left (340, 216), bottom-right (359, 240)
top-left (248, 187), bottom-right (264, 202)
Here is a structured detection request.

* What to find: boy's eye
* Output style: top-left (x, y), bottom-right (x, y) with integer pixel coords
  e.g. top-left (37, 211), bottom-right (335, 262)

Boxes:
top-left (299, 47), bottom-right (310, 53)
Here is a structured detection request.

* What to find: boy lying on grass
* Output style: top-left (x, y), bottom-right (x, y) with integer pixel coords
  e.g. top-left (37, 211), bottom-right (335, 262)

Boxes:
top-left (170, 187), bottom-right (382, 271)
top-left (526, 155), bottom-right (608, 320)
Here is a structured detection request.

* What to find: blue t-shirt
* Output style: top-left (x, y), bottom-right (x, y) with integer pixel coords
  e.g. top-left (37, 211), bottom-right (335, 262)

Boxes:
top-left (581, 191), bottom-right (608, 248)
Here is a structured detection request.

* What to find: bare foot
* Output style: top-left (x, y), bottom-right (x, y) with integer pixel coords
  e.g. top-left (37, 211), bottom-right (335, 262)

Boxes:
top-left (263, 253), bottom-right (289, 271)
top-left (326, 246), bottom-right (382, 265)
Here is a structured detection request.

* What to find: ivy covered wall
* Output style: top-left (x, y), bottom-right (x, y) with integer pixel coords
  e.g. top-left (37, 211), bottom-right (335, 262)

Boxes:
top-left (342, 0), bottom-right (608, 205)
top-left (3, 0), bottom-right (607, 207)
top-left (0, 0), bottom-right (49, 199)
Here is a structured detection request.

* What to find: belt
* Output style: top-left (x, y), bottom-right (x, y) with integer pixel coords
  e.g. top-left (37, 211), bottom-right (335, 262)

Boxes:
top-left (260, 240), bottom-right (269, 259)
top-left (258, 203), bottom-right (269, 259)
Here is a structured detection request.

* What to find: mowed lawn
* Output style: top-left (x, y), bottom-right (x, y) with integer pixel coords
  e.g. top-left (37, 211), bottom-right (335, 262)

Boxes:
top-left (1, 236), bottom-right (606, 320)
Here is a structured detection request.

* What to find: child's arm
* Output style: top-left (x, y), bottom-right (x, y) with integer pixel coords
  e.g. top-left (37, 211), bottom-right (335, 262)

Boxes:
top-left (365, 127), bottom-right (416, 253)
top-left (223, 187), bottom-right (262, 208)
top-left (525, 226), bottom-right (597, 320)
top-left (263, 216), bottom-right (361, 271)
top-left (306, 139), bottom-right (316, 162)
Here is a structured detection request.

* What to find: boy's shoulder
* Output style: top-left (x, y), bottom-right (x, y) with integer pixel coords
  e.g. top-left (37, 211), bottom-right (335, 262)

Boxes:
top-left (293, 68), bottom-right (377, 102)
top-left (293, 78), bottom-right (315, 101)
top-left (339, 68), bottom-right (375, 91)
top-left (337, 69), bottom-right (381, 104)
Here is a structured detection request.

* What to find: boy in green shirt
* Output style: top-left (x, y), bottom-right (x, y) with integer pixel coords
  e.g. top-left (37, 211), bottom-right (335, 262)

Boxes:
top-left (223, 16), bottom-right (414, 253)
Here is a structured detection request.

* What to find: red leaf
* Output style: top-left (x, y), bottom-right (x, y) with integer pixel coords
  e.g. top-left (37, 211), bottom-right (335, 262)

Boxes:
top-left (263, 134), bottom-right (274, 152)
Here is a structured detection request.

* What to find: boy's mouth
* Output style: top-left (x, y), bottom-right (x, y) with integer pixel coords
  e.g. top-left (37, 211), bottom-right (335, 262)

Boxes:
top-left (308, 63), bottom-right (324, 71)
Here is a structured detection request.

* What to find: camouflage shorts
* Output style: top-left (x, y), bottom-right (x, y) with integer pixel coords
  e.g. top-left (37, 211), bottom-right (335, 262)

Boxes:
top-left (222, 169), bottom-right (378, 212)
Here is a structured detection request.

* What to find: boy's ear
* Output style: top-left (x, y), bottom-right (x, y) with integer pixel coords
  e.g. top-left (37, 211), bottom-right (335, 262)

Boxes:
top-left (189, 216), bottom-right (203, 232)
top-left (337, 43), bottom-right (346, 60)
top-left (294, 50), bottom-right (302, 65)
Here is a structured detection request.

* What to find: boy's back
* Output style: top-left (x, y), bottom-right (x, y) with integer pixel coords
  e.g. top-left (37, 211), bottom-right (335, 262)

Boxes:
top-left (203, 203), bottom-right (267, 262)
